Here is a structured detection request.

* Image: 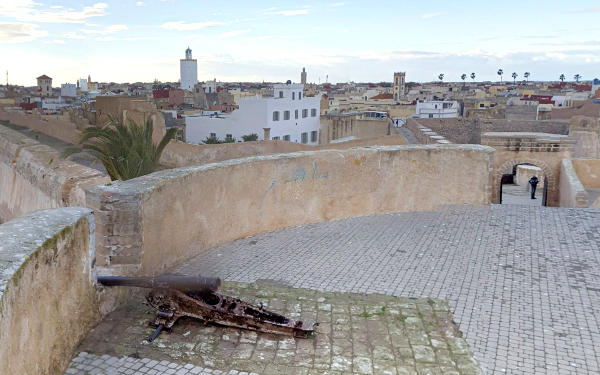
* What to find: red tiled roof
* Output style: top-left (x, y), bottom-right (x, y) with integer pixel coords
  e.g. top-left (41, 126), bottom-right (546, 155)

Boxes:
top-left (370, 93), bottom-right (393, 100)
top-left (152, 90), bottom-right (169, 99)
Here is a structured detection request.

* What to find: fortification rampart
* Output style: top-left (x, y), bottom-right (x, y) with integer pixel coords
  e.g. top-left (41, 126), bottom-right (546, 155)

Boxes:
top-left (0, 124), bottom-right (109, 223)
top-left (559, 159), bottom-right (589, 207)
top-left (0, 208), bottom-right (101, 375)
top-left (87, 144), bottom-right (495, 275)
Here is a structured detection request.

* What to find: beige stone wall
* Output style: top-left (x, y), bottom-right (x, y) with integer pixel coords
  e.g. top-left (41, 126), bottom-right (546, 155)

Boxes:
top-left (161, 135), bottom-right (409, 168)
top-left (0, 124), bottom-right (109, 223)
top-left (0, 108), bottom-right (81, 144)
top-left (569, 116), bottom-right (600, 158)
top-left (87, 144), bottom-right (495, 275)
top-left (515, 165), bottom-right (544, 188)
top-left (571, 158), bottom-right (600, 188)
top-left (320, 116), bottom-right (390, 144)
top-left (559, 159), bottom-right (589, 207)
top-left (0, 208), bottom-right (101, 375)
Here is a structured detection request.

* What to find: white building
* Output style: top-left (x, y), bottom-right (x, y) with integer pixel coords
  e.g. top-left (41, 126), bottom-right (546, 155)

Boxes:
top-left (180, 47), bottom-right (197, 91)
top-left (204, 79), bottom-right (217, 94)
top-left (60, 83), bottom-right (76, 97)
top-left (415, 100), bottom-right (459, 118)
top-left (186, 82), bottom-right (321, 144)
top-left (78, 78), bottom-right (88, 92)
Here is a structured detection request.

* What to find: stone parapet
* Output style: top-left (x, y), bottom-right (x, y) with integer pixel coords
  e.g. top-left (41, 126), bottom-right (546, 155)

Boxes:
top-left (481, 132), bottom-right (576, 152)
top-left (0, 124), bottom-right (109, 222)
top-left (0, 208), bottom-right (101, 375)
top-left (559, 159), bottom-right (589, 207)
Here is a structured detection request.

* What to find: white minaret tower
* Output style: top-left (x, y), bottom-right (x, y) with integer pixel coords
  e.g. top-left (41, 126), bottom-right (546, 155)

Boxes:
top-left (301, 67), bottom-right (307, 84)
top-left (180, 46), bottom-right (197, 91)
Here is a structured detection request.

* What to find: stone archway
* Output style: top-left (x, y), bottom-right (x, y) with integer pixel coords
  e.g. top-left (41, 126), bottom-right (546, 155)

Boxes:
top-left (493, 158), bottom-right (555, 205)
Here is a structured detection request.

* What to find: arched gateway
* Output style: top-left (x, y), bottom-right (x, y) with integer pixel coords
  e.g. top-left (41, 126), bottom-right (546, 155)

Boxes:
top-left (481, 132), bottom-right (576, 206)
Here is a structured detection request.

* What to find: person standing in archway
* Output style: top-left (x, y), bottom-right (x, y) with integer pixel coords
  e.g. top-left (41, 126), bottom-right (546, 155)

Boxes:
top-left (529, 175), bottom-right (539, 199)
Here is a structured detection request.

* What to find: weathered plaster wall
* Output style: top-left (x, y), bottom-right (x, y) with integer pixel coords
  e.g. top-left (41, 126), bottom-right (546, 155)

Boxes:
top-left (482, 132), bottom-right (575, 206)
top-left (569, 116), bottom-right (600, 158)
top-left (0, 208), bottom-right (101, 375)
top-left (87, 144), bottom-right (495, 275)
top-left (559, 159), bottom-right (589, 207)
top-left (0, 124), bottom-right (109, 222)
top-left (161, 135), bottom-right (409, 168)
top-left (571, 158), bottom-right (600, 188)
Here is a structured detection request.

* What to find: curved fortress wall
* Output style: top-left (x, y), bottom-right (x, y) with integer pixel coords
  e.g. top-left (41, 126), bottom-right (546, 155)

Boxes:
top-left (87, 144), bottom-right (495, 275)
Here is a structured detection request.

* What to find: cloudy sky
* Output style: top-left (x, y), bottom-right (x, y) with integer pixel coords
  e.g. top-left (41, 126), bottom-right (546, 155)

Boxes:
top-left (1, 0), bottom-right (599, 86)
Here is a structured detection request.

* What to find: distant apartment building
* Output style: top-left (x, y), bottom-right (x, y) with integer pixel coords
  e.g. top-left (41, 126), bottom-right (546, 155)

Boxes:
top-left (60, 83), bottom-right (77, 97)
top-left (180, 47), bottom-right (198, 91)
top-left (393, 72), bottom-right (406, 102)
top-left (186, 83), bottom-right (321, 144)
top-left (36, 75), bottom-right (52, 97)
top-left (415, 100), bottom-right (459, 118)
top-left (78, 78), bottom-right (88, 92)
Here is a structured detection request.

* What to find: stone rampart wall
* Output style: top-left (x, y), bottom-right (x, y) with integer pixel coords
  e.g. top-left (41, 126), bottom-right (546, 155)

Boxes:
top-left (0, 124), bottom-right (109, 223)
top-left (559, 159), bottom-right (589, 207)
top-left (87, 144), bottom-right (495, 275)
top-left (162, 135), bottom-right (409, 168)
top-left (405, 119), bottom-right (452, 145)
top-left (0, 208), bottom-right (101, 375)
top-left (0, 108), bottom-right (81, 144)
top-left (571, 158), bottom-right (600, 188)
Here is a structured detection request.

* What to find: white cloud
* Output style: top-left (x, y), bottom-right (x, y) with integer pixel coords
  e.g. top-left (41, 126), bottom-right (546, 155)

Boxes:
top-left (331, 2), bottom-right (345, 7)
top-left (0, 1), bottom-right (108, 23)
top-left (160, 21), bottom-right (225, 31)
top-left (135, 1), bottom-right (144, 6)
top-left (64, 32), bottom-right (86, 39)
top-left (82, 24), bottom-right (127, 35)
top-left (0, 22), bottom-right (48, 43)
top-left (267, 9), bottom-right (309, 16)
top-left (95, 36), bottom-right (158, 41)
top-left (220, 29), bottom-right (251, 38)
top-left (421, 12), bottom-right (443, 19)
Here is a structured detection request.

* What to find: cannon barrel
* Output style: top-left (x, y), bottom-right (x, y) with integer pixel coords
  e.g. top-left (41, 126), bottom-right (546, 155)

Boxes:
top-left (97, 274), bottom-right (221, 292)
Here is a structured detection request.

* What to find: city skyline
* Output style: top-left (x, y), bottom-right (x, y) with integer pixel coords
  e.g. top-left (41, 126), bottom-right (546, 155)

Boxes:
top-left (1, 0), bottom-right (599, 86)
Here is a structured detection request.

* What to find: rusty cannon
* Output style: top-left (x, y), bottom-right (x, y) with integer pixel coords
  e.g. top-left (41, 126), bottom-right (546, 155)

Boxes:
top-left (97, 274), bottom-right (317, 342)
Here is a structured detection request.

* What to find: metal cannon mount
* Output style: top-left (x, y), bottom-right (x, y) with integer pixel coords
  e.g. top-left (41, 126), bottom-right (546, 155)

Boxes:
top-left (98, 274), bottom-right (317, 341)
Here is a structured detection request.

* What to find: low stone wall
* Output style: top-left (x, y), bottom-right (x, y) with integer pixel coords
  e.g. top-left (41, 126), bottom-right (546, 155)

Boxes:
top-left (0, 108), bottom-right (81, 144)
top-left (87, 144), bottom-right (495, 275)
top-left (559, 159), bottom-right (589, 207)
top-left (0, 124), bottom-right (109, 222)
top-left (571, 158), bottom-right (600, 188)
top-left (0, 208), bottom-right (101, 375)
top-left (161, 140), bottom-right (309, 168)
top-left (161, 135), bottom-right (409, 168)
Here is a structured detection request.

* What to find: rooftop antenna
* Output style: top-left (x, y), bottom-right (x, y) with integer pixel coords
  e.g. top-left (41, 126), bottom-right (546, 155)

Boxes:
top-left (5, 70), bottom-right (8, 87)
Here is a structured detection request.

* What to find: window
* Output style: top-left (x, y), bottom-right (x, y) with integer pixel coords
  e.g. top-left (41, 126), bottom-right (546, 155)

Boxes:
top-left (225, 134), bottom-right (233, 142)
top-left (284, 110), bottom-right (290, 120)
top-left (292, 92), bottom-right (295, 100)
top-left (283, 135), bottom-right (290, 141)
top-left (279, 91), bottom-right (283, 98)
top-left (434, 104), bottom-right (438, 109)
top-left (272, 136), bottom-right (280, 140)
top-left (299, 92), bottom-right (302, 100)
top-left (428, 114), bottom-right (434, 118)
top-left (273, 111), bottom-right (279, 121)
top-left (443, 102), bottom-right (452, 109)
top-left (479, 103), bottom-right (485, 108)
top-left (311, 109), bottom-right (316, 117)
top-left (302, 109), bottom-right (308, 118)
top-left (311, 131), bottom-right (317, 142)
top-left (295, 109), bottom-right (298, 119)
top-left (301, 132), bottom-right (308, 144)
top-left (210, 133), bottom-right (216, 138)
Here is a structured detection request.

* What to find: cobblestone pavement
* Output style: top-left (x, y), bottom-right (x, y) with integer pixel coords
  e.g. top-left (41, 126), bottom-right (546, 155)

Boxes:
top-left (177, 205), bottom-right (600, 374)
top-left (67, 281), bottom-right (482, 374)
top-left (500, 184), bottom-right (542, 206)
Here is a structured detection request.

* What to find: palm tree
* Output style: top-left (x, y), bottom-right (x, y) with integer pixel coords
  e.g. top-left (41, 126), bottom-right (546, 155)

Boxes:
top-left (65, 115), bottom-right (176, 181)
top-left (559, 74), bottom-right (565, 82)
top-left (574, 74), bottom-right (581, 83)
top-left (461, 74), bottom-right (467, 86)
top-left (438, 73), bottom-right (444, 82)
top-left (512, 72), bottom-right (518, 84)
top-left (497, 69), bottom-right (503, 83)
top-left (524, 72), bottom-right (530, 82)
top-left (470, 72), bottom-right (476, 81)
